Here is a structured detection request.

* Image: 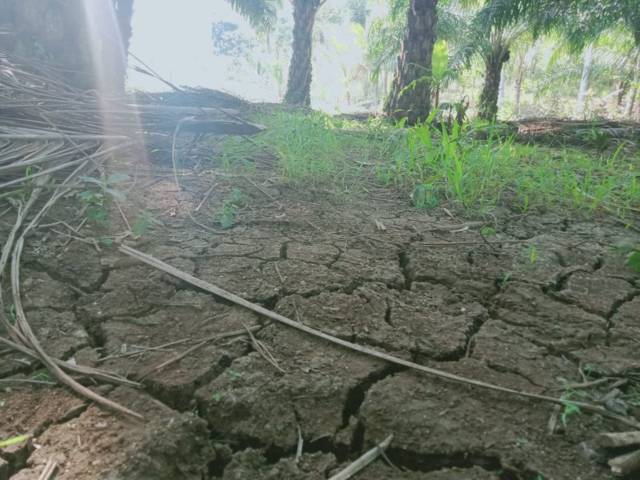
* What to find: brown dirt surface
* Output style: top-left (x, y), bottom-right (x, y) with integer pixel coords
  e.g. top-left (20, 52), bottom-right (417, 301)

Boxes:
top-left (1, 133), bottom-right (639, 480)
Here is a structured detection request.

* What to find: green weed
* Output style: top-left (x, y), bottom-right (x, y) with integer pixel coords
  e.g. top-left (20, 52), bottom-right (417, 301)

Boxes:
top-left (77, 189), bottom-right (108, 225)
top-left (627, 250), bottom-right (640, 273)
top-left (411, 183), bottom-right (439, 209)
top-left (480, 226), bottom-right (496, 237)
top-left (612, 239), bottom-right (640, 274)
top-left (560, 390), bottom-right (588, 427)
top-left (212, 392), bottom-right (224, 402)
top-left (218, 188), bottom-right (247, 229)
top-left (77, 173), bottom-right (129, 226)
top-left (31, 371), bottom-right (52, 382)
top-left (498, 272), bottom-right (512, 289)
top-left (131, 210), bottom-right (163, 238)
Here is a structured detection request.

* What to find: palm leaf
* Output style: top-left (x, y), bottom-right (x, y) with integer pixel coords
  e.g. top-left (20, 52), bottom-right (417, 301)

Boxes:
top-left (226, 0), bottom-right (281, 31)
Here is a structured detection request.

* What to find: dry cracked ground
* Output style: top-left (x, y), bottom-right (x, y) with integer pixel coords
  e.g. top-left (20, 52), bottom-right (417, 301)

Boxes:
top-left (1, 148), bottom-right (639, 480)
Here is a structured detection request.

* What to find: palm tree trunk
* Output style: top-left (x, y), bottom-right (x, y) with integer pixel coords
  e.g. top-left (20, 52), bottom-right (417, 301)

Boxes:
top-left (514, 53), bottom-right (525, 118)
top-left (625, 54), bottom-right (640, 118)
top-left (478, 46), bottom-right (510, 121)
top-left (576, 43), bottom-right (594, 118)
top-left (385, 0), bottom-right (438, 124)
top-left (107, 0), bottom-right (134, 92)
top-left (497, 68), bottom-right (506, 110)
top-left (617, 81), bottom-right (628, 107)
top-left (114, 0), bottom-right (134, 61)
top-left (283, 0), bottom-right (322, 106)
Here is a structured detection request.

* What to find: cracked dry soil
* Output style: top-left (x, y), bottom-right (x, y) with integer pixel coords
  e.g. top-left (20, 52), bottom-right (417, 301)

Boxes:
top-left (1, 155), bottom-right (639, 480)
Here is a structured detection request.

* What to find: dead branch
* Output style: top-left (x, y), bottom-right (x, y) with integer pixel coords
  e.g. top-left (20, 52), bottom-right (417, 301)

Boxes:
top-left (595, 431), bottom-right (640, 449)
top-left (609, 449), bottom-right (640, 477)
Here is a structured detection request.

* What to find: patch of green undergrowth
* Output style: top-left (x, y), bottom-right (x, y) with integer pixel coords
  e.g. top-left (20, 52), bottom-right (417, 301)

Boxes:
top-left (222, 110), bottom-right (401, 190)
top-left (380, 116), bottom-right (640, 215)
top-left (218, 110), bottom-right (639, 217)
top-left (218, 137), bottom-right (259, 174)
top-left (257, 111), bottom-right (354, 186)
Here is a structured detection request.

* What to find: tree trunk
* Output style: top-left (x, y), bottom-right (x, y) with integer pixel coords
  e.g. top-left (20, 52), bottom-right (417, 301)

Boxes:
top-left (617, 80), bottom-right (628, 107)
top-left (382, 69), bottom-right (389, 99)
top-left (87, 0), bottom-right (130, 93)
top-left (497, 67), bottom-right (506, 110)
top-left (576, 43), bottom-right (594, 118)
top-left (625, 54), bottom-right (640, 118)
top-left (384, 0), bottom-right (438, 124)
top-left (283, 0), bottom-right (322, 106)
top-left (114, 0), bottom-right (134, 64)
top-left (478, 45), bottom-right (510, 121)
top-left (514, 52), bottom-right (525, 118)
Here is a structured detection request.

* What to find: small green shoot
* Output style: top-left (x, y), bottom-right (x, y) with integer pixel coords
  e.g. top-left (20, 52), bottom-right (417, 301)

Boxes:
top-left (77, 190), bottom-right (108, 225)
top-left (31, 371), bottom-right (52, 382)
top-left (626, 250), bottom-right (640, 274)
top-left (77, 173), bottom-right (130, 226)
top-left (498, 272), bottom-right (512, 289)
top-left (220, 203), bottom-right (237, 230)
top-left (8, 304), bottom-right (16, 322)
top-left (528, 245), bottom-right (538, 265)
top-left (0, 434), bottom-right (30, 449)
top-left (480, 226), bottom-right (496, 237)
top-left (99, 237), bottom-right (114, 247)
top-left (218, 189), bottom-right (247, 230)
top-left (560, 390), bottom-right (585, 427)
top-left (411, 183), bottom-right (439, 209)
top-left (212, 392), bottom-right (224, 402)
top-left (131, 210), bottom-right (163, 238)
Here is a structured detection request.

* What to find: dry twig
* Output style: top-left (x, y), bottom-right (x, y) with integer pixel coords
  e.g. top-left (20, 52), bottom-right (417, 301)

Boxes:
top-left (37, 459), bottom-right (57, 480)
top-left (329, 435), bottom-right (393, 480)
top-left (141, 325), bottom-right (261, 379)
